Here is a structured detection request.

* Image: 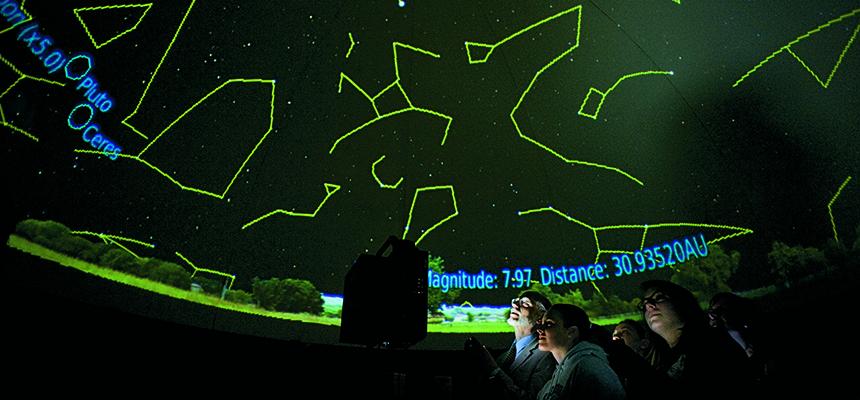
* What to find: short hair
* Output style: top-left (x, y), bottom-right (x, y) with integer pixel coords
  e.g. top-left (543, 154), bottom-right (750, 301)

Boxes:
top-left (548, 303), bottom-right (591, 340)
top-left (616, 319), bottom-right (646, 339)
top-left (710, 292), bottom-right (756, 328)
top-left (640, 280), bottom-right (706, 332)
top-left (518, 290), bottom-right (552, 313)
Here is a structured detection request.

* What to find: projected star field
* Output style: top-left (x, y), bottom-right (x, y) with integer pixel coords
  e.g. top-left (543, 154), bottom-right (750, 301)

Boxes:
top-left (2, 0), bottom-right (858, 311)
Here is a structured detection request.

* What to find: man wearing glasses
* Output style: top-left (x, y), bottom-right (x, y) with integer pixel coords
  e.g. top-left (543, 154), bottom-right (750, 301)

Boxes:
top-left (466, 291), bottom-right (555, 400)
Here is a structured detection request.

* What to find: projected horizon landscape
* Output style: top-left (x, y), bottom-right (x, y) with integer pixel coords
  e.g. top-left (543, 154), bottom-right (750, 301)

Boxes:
top-left (3, 0), bottom-right (858, 340)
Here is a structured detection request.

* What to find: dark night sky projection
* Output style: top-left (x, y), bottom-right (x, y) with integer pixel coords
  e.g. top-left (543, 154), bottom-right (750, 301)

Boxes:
top-left (3, 0), bottom-right (859, 305)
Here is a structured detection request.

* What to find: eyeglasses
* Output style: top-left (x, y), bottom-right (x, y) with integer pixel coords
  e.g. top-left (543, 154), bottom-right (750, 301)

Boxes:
top-left (511, 297), bottom-right (535, 309)
top-left (637, 293), bottom-right (670, 311)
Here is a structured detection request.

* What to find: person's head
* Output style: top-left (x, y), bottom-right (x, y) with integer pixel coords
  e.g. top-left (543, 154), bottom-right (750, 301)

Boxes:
top-left (639, 280), bottom-right (705, 345)
top-left (589, 323), bottom-right (613, 351)
top-left (536, 303), bottom-right (590, 353)
top-left (613, 319), bottom-right (646, 348)
top-left (708, 292), bottom-right (754, 330)
top-left (508, 290), bottom-right (551, 330)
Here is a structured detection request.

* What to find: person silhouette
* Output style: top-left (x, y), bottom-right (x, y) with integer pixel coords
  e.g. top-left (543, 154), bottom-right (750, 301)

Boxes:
top-left (535, 303), bottom-right (626, 400)
top-left (465, 291), bottom-right (556, 400)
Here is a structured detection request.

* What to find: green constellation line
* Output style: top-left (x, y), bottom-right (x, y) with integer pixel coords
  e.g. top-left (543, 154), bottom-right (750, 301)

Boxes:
top-left (639, 224), bottom-right (650, 251)
top-left (175, 251), bottom-right (235, 291)
top-left (136, 80), bottom-right (275, 159)
top-left (78, 79), bottom-right (276, 200)
top-left (345, 32), bottom-right (355, 58)
top-left (517, 206), bottom-right (753, 295)
top-left (242, 183), bottom-right (341, 230)
top-left (639, 224), bottom-right (678, 273)
top-left (467, 5), bottom-right (643, 186)
top-left (673, 0), bottom-right (681, 5)
top-left (74, 149), bottom-right (229, 198)
top-left (71, 229), bottom-right (236, 289)
top-left (329, 42), bottom-right (453, 153)
top-left (0, 54), bottom-right (65, 142)
top-left (828, 176), bottom-right (852, 244)
top-left (122, 0), bottom-right (197, 140)
top-left (458, 301), bottom-right (474, 308)
top-left (577, 70), bottom-right (674, 120)
top-left (464, 5), bottom-right (581, 64)
top-left (517, 206), bottom-right (753, 258)
top-left (138, 78), bottom-right (275, 157)
top-left (733, 8), bottom-right (860, 88)
top-left (402, 185), bottom-right (459, 246)
top-left (73, 3), bottom-right (153, 49)
top-left (506, 7), bottom-right (643, 186)
top-left (0, 0), bottom-right (29, 35)
top-left (70, 230), bottom-right (155, 259)
top-left (371, 155), bottom-right (403, 189)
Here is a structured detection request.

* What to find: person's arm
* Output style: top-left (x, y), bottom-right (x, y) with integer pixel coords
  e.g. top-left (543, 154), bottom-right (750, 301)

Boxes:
top-left (489, 352), bottom-right (556, 400)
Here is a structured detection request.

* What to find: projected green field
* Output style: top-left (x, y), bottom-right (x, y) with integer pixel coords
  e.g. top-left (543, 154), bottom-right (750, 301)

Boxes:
top-left (2, 0), bottom-right (857, 343)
